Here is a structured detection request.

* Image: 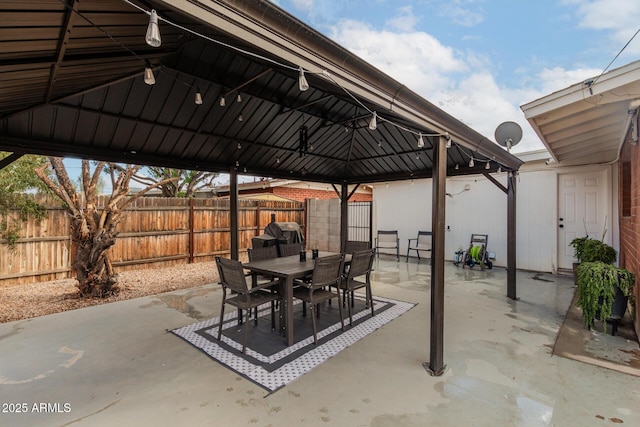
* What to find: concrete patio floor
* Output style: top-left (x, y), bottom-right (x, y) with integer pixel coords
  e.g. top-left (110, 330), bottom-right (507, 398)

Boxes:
top-left (1, 257), bottom-right (639, 427)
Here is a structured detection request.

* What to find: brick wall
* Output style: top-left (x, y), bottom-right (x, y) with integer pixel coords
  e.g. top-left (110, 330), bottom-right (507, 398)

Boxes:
top-left (272, 187), bottom-right (372, 202)
top-left (618, 116), bottom-right (640, 335)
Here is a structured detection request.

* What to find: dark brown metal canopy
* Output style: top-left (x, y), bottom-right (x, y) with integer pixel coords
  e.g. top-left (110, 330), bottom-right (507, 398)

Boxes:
top-left (0, 0), bottom-right (523, 377)
top-left (0, 0), bottom-right (522, 183)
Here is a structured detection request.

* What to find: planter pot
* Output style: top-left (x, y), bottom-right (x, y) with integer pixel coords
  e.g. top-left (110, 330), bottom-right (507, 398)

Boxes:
top-left (573, 262), bottom-right (580, 284)
top-left (596, 285), bottom-right (628, 336)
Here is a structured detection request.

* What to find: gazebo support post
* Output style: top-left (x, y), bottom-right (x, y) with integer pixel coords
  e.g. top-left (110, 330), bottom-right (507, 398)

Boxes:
top-left (230, 167), bottom-right (239, 261)
top-left (507, 172), bottom-right (517, 300)
top-left (340, 182), bottom-right (349, 252)
top-left (424, 134), bottom-right (447, 376)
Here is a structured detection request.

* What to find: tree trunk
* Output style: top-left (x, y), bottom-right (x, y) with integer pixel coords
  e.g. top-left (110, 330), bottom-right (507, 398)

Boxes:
top-left (71, 226), bottom-right (118, 297)
top-left (35, 158), bottom-right (179, 298)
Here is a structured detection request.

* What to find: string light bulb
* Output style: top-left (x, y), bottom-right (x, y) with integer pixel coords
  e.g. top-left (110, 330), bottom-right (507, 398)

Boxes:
top-left (498, 166), bottom-right (502, 173)
top-left (298, 67), bottom-right (309, 91)
top-left (144, 65), bottom-right (155, 85)
top-left (219, 96), bottom-right (226, 107)
top-left (238, 113), bottom-right (243, 122)
top-left (237, 94), bottom-right (242, 103)
top-left (417, 133), bottom-right (425, 148)
top-left (194, 89), bottom-right (203, 105)
top-left (485, 162), bottom-right (490, 170)
top-left (445, 133), bottom-right (452, 148)
top-left (145, 9), bottom-right (161, 47)
top-left (369, 111), bottom-right (377, 130)
top-left (455, 163), bottom-right (459, 170)
top-left (469, 158), bottom-right (474, 168)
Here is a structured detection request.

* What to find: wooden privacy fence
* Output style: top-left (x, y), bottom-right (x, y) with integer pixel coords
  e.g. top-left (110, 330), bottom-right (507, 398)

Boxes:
top-left (0, 196), bottom-right (305, 286)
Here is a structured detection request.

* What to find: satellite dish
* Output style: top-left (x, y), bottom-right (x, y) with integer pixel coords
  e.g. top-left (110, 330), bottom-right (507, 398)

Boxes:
top-left (494, 121), bottom-right (522, 152)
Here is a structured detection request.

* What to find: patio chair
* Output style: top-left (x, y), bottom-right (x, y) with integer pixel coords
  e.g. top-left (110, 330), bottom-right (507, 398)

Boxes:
top-left (247, 245), bottom-right (278, 262)
top-left (215, 256), bottom-right (282, 354)
top-left (374, 230), bottom-right (399, 261)
top-left (278, 242), bottom-right (303, 257)
top-left (292, 253), bottom-right (345, 344)
top-left (339, 248), bottom-right (375, 326)
top-left (344, 240), bottom-right (369, 254)
top-left (247, 244), bottom-right (280, 310)
top-left (406, 231), bottom-right (432, 263)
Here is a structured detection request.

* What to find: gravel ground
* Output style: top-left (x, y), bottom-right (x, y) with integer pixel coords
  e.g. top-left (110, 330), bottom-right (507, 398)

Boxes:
top-left (0, 261), bottom-right (221, 324)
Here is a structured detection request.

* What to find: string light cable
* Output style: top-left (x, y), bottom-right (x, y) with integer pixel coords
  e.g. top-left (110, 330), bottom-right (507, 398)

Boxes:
top-left (108, 1), bottom-right (497, 157)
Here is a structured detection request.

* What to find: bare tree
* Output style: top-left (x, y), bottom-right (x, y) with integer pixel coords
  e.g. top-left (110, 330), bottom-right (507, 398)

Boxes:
top-left (35, 158), bottom-right (178, 297)
top-left (127, 167), bottom-right (218, 198)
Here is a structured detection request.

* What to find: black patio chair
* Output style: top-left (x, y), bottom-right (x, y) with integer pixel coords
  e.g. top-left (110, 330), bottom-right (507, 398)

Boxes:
top-left (215, 256), bottom-right (282, 354)
top-left (340, 248), bottom-right (375, 326)
top-left (292, 253), bottom-right (345, 344)
top-left (247, 245), bottom-right (278, 262)
top-left (344, 240), bottom-right (369, 254)
top-left (278, 242), bottom-right (303, 257)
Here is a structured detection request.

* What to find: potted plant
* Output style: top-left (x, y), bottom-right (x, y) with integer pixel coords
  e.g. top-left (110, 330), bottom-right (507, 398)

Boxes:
top-left (569, 235), bottom-right (617, 282)
top-left (576, 262), bottom-right (635, 333)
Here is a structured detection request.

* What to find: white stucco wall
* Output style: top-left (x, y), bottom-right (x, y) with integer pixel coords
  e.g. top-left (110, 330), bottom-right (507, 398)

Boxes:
top-left (372, 161), bottom-right (617, 273)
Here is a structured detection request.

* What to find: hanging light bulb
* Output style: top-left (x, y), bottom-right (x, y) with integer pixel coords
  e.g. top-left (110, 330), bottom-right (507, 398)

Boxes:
top-left (485, 162), bottom-right (490, 170)
top-left (235, 161), bottom-right (239, 167)
top-left (498, 166), bottom-right (502, 173)
top-left (238, 113), bottom-right (243, 122)
top-left (417, 133), bottom-right (425, 148)
top-left (145, 9), bottom-right (161, 47)
top-left (369, 111), bottom-right (377, 130)
top-left (194, 89), bottom-right (203, 105)
top-left (237, 94), bottom-right (242, 103)
top-left (455, 163), bottom-right (459, 170)
top-left (219, 96), bottom-right (226, 107)
top-left (237, 142), bottom-right (242, 149)
top-left (445, 133), bottom-right (452, 148)
top-left (298, 67), bottom-right (309, 91)
top-left (469, 158), bottom-right (474, 168)
top-left (144, 65), bottom-right (155, 85)
top-left (276, 157), bottom-right (280, 164)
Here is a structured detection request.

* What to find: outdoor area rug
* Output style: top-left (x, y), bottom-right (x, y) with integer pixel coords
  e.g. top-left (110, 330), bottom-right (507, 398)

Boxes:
top-left (172, 293), bottom-right (416, 393)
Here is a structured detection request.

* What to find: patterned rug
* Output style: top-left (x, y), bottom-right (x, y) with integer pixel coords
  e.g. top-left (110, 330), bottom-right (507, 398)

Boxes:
top-left (172, 293), bottom-right (416, 393)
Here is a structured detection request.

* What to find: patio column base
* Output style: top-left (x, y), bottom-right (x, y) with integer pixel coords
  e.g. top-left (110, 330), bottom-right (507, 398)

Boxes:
top-left (422, 362), bottom-right (448, 376)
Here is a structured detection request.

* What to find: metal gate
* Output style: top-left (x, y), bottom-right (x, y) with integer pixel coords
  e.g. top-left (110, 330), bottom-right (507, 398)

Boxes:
top-left (348, 201), bottom-right (372, 244)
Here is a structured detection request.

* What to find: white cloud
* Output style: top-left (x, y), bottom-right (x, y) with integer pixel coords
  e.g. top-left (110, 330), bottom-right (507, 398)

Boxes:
top-left (438, 0), bottom-right (486, 27)
top-left (385, 5), bottom-right (419, 32)
top-left (329, 19), bottom-right (467, 95)
top-left (328, 19), bottom-right (547, 151)
top-left (570, 0), bottom-right (640, 56)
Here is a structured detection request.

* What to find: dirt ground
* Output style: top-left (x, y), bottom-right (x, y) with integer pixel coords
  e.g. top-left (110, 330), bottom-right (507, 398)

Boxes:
top-left (0, 261), bottom-right (220, 324)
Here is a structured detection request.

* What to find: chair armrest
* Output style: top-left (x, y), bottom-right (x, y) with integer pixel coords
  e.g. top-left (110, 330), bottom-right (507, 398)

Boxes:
top-left (249, 278), bottom-right (282, 292)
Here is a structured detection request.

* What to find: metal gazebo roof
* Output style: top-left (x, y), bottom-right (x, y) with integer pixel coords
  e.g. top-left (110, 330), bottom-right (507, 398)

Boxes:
top-left (0, 0), bottom-right (522, 183)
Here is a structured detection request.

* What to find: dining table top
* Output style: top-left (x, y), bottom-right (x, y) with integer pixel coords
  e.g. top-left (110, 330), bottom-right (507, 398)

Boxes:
top-left (244, 251), bottom-right (349, 278)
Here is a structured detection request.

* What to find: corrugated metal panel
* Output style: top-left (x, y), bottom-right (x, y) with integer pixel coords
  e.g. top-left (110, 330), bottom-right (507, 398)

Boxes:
top-left (0, 0), bottom-right (522, 183)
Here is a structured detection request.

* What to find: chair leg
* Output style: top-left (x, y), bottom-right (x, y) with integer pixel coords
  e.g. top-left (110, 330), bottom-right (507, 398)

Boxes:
top-left (336, 288), bottom-right (344, 331)
top-left (367, 284), bottom-right (374, 318)
top-left (310, 303), bottom-right (318, 344)
top-left (217, 298), bottom-right (226, 341)
top-left (271, 301), bottom-right (276, 330)
top-left (242, 309), bottom-right (250, 354)
top-left (347, 290), bottom-right (353, 326)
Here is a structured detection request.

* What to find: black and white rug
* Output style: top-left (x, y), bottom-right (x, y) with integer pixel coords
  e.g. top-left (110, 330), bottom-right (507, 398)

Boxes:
top-left (172, 293), bottom-right (416, 393)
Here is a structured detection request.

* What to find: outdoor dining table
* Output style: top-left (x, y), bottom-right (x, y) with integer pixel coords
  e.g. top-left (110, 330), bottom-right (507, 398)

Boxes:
top-left (244, 251), bottom-right (350, 346)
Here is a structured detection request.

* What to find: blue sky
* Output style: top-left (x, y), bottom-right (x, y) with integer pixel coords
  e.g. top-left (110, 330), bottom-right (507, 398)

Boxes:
top-left (270, 0), bottom-right (640, 152)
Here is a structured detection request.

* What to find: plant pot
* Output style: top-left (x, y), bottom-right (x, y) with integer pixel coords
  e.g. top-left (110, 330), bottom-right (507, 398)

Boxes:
top-left (572, 262), bottom-right (580, 284)
top-left (595, 285), bottom-right (628, 336)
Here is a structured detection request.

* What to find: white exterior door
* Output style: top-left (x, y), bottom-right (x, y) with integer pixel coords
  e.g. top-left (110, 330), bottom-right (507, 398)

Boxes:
top-left (558, 170), bottom-right (609, 270)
